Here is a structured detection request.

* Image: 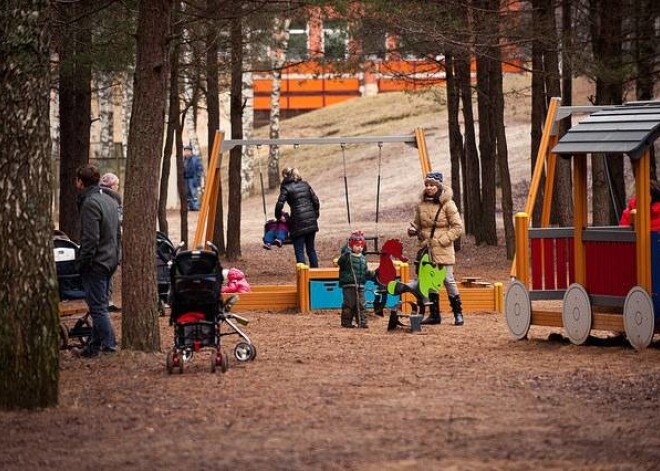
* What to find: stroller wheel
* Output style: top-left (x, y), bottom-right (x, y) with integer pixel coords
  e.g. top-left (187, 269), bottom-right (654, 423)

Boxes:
top-left (234, 342), bottom-right (255, 362)
top-left (211, 349), bottom-right (229, 373)
top-left (166, 351), bottom-right (183, 374)
top-left (59, 323), bottom-right (69, 350)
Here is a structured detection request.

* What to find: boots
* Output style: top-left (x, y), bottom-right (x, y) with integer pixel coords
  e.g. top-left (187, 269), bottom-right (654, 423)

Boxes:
top-left (449, 294), bottom-right (464, 326)
top-left (421, 293), bottom-right (441, 325)
top-left (340, 307), bottom-right (354, 328)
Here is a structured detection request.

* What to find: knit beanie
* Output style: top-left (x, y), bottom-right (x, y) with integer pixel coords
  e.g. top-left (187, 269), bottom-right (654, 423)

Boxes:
top-left (348, 230), bottom-right (366, 249)
top-left (423, 171), bottom-right (443, 189)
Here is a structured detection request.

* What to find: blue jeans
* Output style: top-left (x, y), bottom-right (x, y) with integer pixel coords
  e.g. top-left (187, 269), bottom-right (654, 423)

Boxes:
top-left (292, 232), bottom-right (318, 268)
top-left (185, 178), bottom-right (199, 210)
top-left (81, 272), bottom-right (117, 352)
top-left (263, 229), bottom-right (288, 245)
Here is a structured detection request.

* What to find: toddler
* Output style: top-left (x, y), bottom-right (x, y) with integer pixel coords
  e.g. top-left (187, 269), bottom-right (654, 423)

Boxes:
top-left (263, 212), bottom-right (289, 250)
top-left (337, 231), bottom-right (375, 329)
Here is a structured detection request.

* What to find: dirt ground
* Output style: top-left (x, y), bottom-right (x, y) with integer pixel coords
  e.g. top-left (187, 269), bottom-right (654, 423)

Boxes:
top-left (4, 227), bottom-right (660, 470)
top-left (5, 82), bottom-right (660, 469)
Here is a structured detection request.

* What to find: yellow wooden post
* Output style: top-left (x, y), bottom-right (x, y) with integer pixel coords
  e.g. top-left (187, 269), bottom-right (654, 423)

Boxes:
top-left (414, 127), bottom-right (431, 176)
top-left (523, 97), bottom-right (560, 217)
top-left (634, 149), bottom-right (651, 291)
top-left (514, 213), bottom-right (530, 286)
top-left (193, 131), bottom-right (224, 248)
top-left (572, 154), bottom-right (588, 284)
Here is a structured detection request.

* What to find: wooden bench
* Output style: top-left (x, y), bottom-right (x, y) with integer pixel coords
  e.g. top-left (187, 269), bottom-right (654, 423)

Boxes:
top-left (58, 299), bottom-right (87, 317)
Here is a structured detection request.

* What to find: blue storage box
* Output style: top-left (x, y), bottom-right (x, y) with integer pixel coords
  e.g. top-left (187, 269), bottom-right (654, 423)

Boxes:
top-left (309, 279), bottom-right (400, 310)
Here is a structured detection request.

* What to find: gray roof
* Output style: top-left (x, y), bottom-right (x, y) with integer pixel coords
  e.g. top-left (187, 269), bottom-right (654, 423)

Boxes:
top-left (552, 101), bottom-right (660, 159)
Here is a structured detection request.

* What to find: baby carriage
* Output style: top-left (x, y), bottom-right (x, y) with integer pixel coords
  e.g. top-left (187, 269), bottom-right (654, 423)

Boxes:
top-left (166, 242), bottom-right (256, 374)
top-left (156, 231), bottom-right (176, 315)
top-left (53, 236), bottom-right (93, 350)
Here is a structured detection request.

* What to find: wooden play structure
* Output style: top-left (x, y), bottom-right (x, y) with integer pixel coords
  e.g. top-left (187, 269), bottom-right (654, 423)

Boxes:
top-left (505, 98), bottom-right (660, 349)
top-left (196, 128), bottom-right (504, 315)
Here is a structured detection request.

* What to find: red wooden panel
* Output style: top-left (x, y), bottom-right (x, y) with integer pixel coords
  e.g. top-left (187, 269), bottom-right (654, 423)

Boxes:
top-left (542, 238), bottom-right (556, 290)
top-left (585, 241), bottom-right (637, 296)
top-left (531, 239), bottom-right (543, 290)
top-left (568, 239), bottom-right (575, 284)
top-left (556, 238), bottom-right (568, 289)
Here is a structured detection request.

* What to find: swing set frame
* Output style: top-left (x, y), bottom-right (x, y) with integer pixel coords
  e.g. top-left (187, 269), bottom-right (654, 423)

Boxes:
top-left (193, 128), bottom-right (432, 248)
top-left (192, 127), bottom-right (504, 315)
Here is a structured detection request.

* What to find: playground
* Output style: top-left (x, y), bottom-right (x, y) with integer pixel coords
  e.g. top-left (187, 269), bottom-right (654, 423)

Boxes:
top-left (4, 83), bottom-right (660, 469)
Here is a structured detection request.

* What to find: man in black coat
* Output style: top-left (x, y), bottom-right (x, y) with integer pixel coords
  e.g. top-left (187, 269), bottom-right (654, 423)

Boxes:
top-left (275, 168), bottom-right (320, 267)
top-left (74, 164), bottom-right (121, 357)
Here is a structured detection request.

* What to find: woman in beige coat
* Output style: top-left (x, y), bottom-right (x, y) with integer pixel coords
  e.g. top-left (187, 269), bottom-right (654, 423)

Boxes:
top-left (407, 171), bottom-right (464, 325)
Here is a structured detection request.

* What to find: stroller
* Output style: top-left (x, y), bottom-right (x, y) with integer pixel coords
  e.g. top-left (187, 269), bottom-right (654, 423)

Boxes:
top-left (53, 236), bottom-right (93, 350)
top-left (156, 231), bottom-right (176, 315)
top-left (166, 242), bottom-right (256, 374)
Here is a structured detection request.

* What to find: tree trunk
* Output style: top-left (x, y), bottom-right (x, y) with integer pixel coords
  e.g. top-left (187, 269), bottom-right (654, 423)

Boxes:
top-left (473, 0), bottom-right (498, 245)
top-left (241, 40), bottom-right (255, 197)
top-left (57, 0), bottom-right (93, 241)
top-left (634, 0), bottom-right (655, 101)
top-left (177, 115), bottom-right (188, 247)
top-left (226, 5), bottom-right (244, 261)
top-left (122, 0), bottom-right (172, 351)
top-left (121, 70), bottom-right (133, 159)
top-left (206, 0), bottom-right (226, 252)
top-left (540, 0), bottom-right (569, 227)
top-left (530, 0), bottom-right (547, 228)
top-left (556, 0), bottom-right (574, 227)
top-left (445, 49), bottom-right (464, 251)
top-left (95, 72), bottom-right (114, 162)
top-left (489, 27), bottom-right (515, 258)
top-left (590, 0), bottom-right (625, 225)
top-left (0, 1), bottom-right (60, 409)
top-left (456, 45), bottom-right (481, 238)
top-left (268, 17), bottom-right (292, 190)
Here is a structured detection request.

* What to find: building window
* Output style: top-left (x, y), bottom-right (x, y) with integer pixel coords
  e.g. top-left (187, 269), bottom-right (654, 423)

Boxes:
top-left (356, 19), bottom-right (386, 60)
top-left (323, 20), bottom-right (348, 60)
top-left (287, 19), bottom-right (308, 61)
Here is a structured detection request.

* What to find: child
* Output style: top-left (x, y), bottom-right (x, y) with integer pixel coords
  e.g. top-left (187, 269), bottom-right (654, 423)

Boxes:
top-left (221, 268), bottom-right (251, 294)
top-left (263, 211), bottom-right (289, 250)
top-left (337, 230), bottom-right (375, 329)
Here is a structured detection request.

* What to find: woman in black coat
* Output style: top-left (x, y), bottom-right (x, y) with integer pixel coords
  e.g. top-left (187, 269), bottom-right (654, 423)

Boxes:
top-left (275, 168), bottom-right (320, 267)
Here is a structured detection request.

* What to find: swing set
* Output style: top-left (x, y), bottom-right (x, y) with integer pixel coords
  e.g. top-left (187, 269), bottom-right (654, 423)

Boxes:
top-left (194, 128), bottom-right (504, 314)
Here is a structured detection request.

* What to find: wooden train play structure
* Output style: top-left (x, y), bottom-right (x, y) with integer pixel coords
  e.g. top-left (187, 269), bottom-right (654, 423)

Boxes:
top-left (505, 98), bottom-right (660, 349)
top-left (193, 128), bottom-right (503, 316)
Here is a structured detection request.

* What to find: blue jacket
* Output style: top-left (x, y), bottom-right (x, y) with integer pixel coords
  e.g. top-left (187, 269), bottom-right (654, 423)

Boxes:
top-left (183, 154), bottom-right (204, 187)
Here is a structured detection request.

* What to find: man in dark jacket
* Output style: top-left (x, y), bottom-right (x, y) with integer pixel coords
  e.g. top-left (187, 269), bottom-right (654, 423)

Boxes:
top-left (74, 164), bottom-right (121, 357)
top-left (275, 168), bottom-right (320, 267)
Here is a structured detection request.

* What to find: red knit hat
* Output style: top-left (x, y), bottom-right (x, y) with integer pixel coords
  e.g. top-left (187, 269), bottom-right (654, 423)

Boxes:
top-left (348, 230), bottom-right (366, 249)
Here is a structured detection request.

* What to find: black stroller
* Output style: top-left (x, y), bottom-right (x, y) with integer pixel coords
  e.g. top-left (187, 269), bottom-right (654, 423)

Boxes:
top-left (166, 242), bottom-right (256, 374)
top-left (156, 231), bottom-right (176, 316)
top-left (53, 236), bottom-right (93, 350)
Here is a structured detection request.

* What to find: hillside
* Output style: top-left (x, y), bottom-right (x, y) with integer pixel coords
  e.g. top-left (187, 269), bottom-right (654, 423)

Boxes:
top-left (198, 74), bottom-right (536, 283)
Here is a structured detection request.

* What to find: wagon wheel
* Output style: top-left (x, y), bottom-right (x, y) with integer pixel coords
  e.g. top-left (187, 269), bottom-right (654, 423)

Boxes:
top-left (562, 283), bottom-right (592, 345)
top-left (623, 286), bottom-right (655, 350)
top-left (504, 280), bottom-right (531, 340)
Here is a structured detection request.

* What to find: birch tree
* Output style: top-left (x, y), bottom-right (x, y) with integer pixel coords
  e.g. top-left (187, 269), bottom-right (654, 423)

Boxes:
top-left (0, 0), bottom-right (60, 409)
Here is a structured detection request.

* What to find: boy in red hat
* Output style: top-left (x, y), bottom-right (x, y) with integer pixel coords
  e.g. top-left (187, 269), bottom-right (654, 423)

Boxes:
top-left (337, 231), bottom-right (375, 328)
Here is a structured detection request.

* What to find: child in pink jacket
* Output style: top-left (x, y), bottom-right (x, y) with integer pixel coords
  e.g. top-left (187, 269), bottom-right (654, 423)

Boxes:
top-left (221, 268), bottom-right (251, 293)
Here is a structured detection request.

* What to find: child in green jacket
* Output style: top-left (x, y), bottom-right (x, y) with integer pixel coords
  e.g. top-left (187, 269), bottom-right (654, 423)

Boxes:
top-left (338, 231), bottom-right (375, 329)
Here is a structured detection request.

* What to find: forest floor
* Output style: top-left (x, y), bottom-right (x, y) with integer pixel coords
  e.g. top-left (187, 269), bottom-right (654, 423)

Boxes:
top-left (3, 75), bottom-right (660, 470)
